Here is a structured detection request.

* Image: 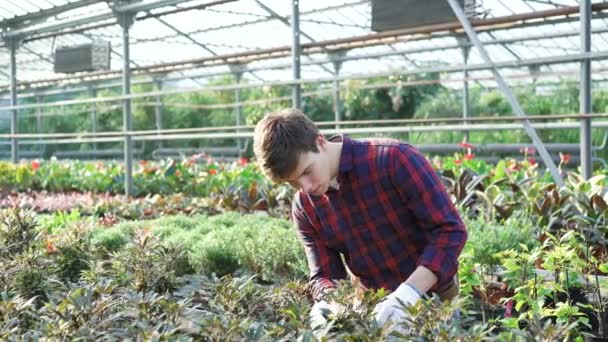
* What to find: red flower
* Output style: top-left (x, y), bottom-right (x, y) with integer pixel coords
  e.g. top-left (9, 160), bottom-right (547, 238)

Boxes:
top-left (238, 157), bottom-right (248, 166)
top-left (507, 160), bottom-right (520, 172)
top-left (208, 169), bottom-right (217, 175)
top-left (464, 153), bottom-right (475, 161)
top-left (458, 142), bottom-right (474, 149)
top-left (454, 159), bottom-right (462, 165)
top-left (31, 160), bottom-right (40, 171)
top-left (528, 158), bottom-right (537, 165)
top-left (560, 153), bottom-right (571, 165)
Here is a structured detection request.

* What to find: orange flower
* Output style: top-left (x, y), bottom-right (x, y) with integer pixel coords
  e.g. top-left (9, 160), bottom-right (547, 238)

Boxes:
top-left (45, 240), bottom-right (58, 254)
top-left (454, 159), bottom-right (462, 165)
top-left (208, 169), bottom-right (217, 175)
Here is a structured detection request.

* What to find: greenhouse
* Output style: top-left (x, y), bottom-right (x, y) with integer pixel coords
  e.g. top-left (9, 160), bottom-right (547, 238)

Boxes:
top-left (0, 0), bottom-right (607, 340)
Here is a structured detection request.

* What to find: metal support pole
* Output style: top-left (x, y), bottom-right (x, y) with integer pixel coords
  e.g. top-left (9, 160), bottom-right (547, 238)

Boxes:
top-left (446, 0), bottom-right (564, 186)
top-left (580, 0), bottom-right (592, 179)
top-left (234, 71), bottom-right (243, 156)
top-left (230, 63), bottom-right (247, 156)
top-left (462, 43), bottom-right (471, 143)
top-left (89, 86), bottom-right (98, 151)
top-left (154, 78), bottom-right (163, 149)
top-left (332, 61), bottom-right (342, 130)
top-left (36, 95), bottom-right (44, 155)
top-left (8, 39), bottom-right (19, 163)
top-left (117, 9), bottom-right (135, 196)
top-left (329, 50), bottom-right (347, 130)
top-left (291, 0), bottom-right (301, 109)
top-left (528, 64), bottom-right (541, 90)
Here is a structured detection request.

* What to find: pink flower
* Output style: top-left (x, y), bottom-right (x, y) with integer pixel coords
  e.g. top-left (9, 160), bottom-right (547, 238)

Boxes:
top-left (504, 300), bottom-right (514, 318)
top-left (519, 146), bottom-right (537, 155)
top-left (458, 142), bottom-right (474, 149)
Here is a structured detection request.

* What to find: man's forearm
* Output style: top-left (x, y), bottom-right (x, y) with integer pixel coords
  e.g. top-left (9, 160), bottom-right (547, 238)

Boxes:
top-left (404, 265), bottom-right (438, 295)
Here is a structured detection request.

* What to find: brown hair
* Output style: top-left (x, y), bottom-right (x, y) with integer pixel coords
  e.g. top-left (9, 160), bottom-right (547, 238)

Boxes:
top-left (253, 108), bottom-right (320, 182)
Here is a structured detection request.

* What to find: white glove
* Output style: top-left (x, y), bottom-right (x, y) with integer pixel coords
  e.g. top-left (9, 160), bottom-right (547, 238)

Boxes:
top-left (309, 300), bottom-right (343, 331)
top-left (373, 282), bottom-right (422, 328)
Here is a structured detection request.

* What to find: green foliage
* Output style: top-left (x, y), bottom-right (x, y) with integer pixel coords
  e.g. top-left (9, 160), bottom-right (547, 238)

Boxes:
top-left (0, 208), bottom-right (39, 256)
top-left (464, 215), bottom-right (539, 270)
top-left (14, 269), bottom-right (47, 304)
top-left (88, 213), bottom-right (307, 282)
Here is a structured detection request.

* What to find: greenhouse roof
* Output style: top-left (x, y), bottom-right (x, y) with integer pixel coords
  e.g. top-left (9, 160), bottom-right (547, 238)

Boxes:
top-left (1, 0), bottom-right (608, 93)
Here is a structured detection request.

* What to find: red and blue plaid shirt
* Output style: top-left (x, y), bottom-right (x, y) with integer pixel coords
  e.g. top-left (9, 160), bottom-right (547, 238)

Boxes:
top-left (292, 135), bottom-right (467, 301)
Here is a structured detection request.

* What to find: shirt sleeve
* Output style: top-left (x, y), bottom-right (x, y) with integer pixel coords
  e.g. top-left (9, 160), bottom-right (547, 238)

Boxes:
top-left (389, 144), bottom-right (468, 286)
top-left (292, 192), bottom-right (347, 301)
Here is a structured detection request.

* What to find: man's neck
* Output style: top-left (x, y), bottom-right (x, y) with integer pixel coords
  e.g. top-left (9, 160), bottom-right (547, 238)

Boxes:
top-left (326, 139), bottom-right (343, 180)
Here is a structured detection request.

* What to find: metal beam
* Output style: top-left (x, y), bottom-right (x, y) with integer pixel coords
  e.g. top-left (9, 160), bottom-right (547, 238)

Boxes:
top-left (230, 64), bottom-right (244, 156)
top-left (3, 0), bottom-right (236, 39)
top-left (0, 0), bottom-right (103, 28)
top-left (9, 50), bottom-right (608, 114)
top-left (255, 0), bottom-right (334, 75)
top-left (154, 16), bottom-right (218, 57)
top-left (291, 0), bottom-right (301, 109)
top-left (461, 41), bottom-right (470, 143)
top-left (7, 38), bottom-right (19, 163)
top-left (21, 45), bottom-right (53, 64)
top-left (7, 22), bottom-right (608, 95)
top-left (115, 0), bottom-right (193, 12)
top-left (154, 77), bottom-right (163, 149)
top-left (7, 119), bottom-right (608, 146)
top-left (329, 51), bottom-right (347, 130)
top-left (89, 85), bottom-right (97, 152)
top-left (581, 0), bottom-right (592, 179)
top-left (446, 0), bottom-right (564, 186)
top-left (5, 5), bottom-right (608, 89)
top-left (117, 8), bottom-right (134, 197)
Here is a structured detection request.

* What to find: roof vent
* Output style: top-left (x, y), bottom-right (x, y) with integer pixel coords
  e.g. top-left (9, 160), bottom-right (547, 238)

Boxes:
top-left (54, 41), bottom-right (111, 74)
top-left (371, 0), bottom-right (476, 32)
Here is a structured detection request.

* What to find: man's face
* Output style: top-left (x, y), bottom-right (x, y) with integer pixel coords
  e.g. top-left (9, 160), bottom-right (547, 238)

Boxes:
top-left (286, 136), bottom-right (332, 196)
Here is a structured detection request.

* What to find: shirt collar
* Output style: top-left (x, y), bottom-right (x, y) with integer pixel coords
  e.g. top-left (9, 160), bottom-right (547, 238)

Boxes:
top-left (328, 133), bottom-right (354, 174)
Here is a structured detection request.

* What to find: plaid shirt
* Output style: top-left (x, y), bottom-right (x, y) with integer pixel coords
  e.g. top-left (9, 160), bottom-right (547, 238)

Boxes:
top-left (292, 135), bottom-right (467, 301)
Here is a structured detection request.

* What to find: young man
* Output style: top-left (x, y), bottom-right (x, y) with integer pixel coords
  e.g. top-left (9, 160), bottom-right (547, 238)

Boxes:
top-left (253, 108), bottom-right (467, 333)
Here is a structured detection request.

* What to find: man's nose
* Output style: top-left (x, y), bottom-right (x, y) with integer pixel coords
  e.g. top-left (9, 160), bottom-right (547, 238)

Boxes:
top-left (300, 178), bottom-right (314, 193)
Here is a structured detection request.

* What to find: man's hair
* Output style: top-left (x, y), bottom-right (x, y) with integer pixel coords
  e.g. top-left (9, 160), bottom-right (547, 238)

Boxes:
top-left (253, 108), bottom-right (320, 182)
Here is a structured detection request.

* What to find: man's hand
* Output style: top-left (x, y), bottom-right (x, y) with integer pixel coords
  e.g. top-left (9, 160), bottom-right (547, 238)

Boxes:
top-left (373, 283), bottom-right (422, 328)
top-left (309, 300), bottom-right (343, 331)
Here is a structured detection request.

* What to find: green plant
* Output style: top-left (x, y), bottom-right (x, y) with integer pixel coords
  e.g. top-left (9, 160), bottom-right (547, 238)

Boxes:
top-left (0, 208), bottom-right (39, 256)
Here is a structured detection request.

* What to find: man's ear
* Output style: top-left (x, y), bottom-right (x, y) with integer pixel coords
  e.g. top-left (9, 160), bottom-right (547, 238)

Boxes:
top-left (316, 134), bottom-right (327, 151)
